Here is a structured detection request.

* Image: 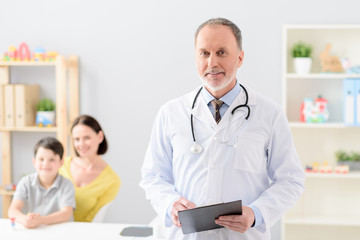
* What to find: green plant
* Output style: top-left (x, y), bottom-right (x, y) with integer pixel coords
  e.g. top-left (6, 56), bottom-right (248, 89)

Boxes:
top-left (292, 41), bottom-right (312, 58)
top-left (335, 150), bottom-right (360, 162)
top-left (36, 98), bottom-right (55, 111)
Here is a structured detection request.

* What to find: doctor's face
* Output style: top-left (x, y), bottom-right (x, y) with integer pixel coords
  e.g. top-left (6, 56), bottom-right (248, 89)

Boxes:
top-left (195, 25), bottom-right (244, 98)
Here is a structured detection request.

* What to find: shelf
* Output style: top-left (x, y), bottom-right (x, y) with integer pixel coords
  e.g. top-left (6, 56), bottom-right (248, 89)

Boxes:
top-left (285, 24), bottom-right (360, 30)
top-left (284, 216), bottom-right (360, 226)
top-left (0, 188), bottom-right (14, 196)
top-left (0, 126), bottom-right (57, 132)
top-left (286, 73), bottom-right (360, 79)
top-left (305, 172), bottom-right (360, 179)
top-left (0, 60), bottom-right (56, 66)
top-left (289, 122), bottom-right (351, 128)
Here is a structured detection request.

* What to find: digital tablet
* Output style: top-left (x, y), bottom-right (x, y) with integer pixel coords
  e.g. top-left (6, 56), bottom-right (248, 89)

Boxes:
top-left (120, 226), bottom-right (153, 237)
top-left (178, 200), bottom-right (242, 234)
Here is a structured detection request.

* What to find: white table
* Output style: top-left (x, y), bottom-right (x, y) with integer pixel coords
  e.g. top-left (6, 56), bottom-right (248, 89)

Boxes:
top-left (0, 218), bottom-right (155, 240)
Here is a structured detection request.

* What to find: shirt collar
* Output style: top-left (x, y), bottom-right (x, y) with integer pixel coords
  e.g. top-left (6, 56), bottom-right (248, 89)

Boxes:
top-left (201, 81), bottom-right (241, 107)
top-left (32, 172), bottom-right (61, 191)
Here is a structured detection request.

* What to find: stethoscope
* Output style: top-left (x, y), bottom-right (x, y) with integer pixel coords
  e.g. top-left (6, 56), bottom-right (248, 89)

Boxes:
top-left (190, 84), bottom-right (250, 154)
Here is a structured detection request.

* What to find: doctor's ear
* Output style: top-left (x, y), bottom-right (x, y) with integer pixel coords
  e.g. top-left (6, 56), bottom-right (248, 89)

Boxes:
top-left (237, 50), bottom-right (245, 68)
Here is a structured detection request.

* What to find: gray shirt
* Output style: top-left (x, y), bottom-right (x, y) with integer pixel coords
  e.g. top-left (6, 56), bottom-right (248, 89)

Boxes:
top-left (14, 172), bottom-right (76, 217)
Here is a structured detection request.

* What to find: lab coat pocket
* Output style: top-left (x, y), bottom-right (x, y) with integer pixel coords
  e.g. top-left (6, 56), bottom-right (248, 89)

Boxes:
top-left (233, 132), bottom-right (266, 173)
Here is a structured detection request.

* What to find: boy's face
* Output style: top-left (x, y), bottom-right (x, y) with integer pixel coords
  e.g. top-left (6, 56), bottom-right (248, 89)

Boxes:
top-left (33, 147), bottom-right (63, 179)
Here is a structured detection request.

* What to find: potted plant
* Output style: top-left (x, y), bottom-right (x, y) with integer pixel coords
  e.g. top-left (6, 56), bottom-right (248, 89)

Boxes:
top-left (36, 98), bottom-right (56, 127)
top-left (336, 150), bottom-right (360, 171)
top-left (292, 41), bottom-right (312, 74)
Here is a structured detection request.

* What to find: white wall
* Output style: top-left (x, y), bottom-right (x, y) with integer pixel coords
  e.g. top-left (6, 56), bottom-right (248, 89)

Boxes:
top-left (1, 0), bottom-right (360, 239)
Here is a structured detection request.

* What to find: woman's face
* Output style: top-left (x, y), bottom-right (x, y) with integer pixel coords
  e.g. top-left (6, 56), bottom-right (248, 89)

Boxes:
top-left (72, 124), bottom-right (104, 158)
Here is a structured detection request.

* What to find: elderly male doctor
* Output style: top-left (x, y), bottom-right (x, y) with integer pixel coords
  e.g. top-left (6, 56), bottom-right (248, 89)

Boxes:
top-left (140, 18), bottom-right (305, 240)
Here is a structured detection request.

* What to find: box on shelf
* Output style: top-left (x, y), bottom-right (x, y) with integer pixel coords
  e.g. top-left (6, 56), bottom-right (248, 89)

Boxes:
top-left (4, 84), bottom-right (15, 127)
top-left (0, 85), bottom-right (4, 127)
top-left (343, 78), bottom-right (360, 126)
top-left (15, 84), bottom-right (39, 127)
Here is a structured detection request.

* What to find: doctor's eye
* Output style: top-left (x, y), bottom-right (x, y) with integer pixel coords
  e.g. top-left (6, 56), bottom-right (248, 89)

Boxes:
top-left (217, 50), bottom-right (226, 56)
top-left (200, 51), bottom-right (209, 57)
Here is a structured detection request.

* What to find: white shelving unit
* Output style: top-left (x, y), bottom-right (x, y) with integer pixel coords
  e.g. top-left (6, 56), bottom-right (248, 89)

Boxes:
top-left (282, 25), bottom-right (360, 240)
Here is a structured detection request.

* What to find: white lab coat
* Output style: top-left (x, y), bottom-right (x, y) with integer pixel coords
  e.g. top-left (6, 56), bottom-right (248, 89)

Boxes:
top-left (140, 86), bottom-right (305, 240)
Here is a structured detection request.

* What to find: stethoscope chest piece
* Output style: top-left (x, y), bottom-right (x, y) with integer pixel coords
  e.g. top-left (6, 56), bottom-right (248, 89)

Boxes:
top-left (190, 142), bottom-right (203, 154)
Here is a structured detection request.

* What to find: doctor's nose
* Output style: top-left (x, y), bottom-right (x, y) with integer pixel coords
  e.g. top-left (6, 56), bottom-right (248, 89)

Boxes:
top-left (207, 54), bottom-right (219, 68)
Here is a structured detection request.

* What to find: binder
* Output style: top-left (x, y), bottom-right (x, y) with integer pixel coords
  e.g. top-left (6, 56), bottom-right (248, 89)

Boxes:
top-left (355, 79), bottom-right (360, 126)
top-left (0, 85), bottom-right (4, 127)
top-left (4, 84), bottom-right (15, 127)
top-left (343, 79), bottom-right (356, 125)
top-left (15, 84), bottom-right (40, 127)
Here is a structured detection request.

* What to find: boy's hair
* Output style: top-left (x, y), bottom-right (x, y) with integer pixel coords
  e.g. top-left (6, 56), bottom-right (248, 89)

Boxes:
top-left (34, 137), bottom-right (64, 159)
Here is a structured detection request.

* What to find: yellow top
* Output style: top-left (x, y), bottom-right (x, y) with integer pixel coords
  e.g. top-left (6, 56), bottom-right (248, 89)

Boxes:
top-left (59, 157), bottom-right (121, 222)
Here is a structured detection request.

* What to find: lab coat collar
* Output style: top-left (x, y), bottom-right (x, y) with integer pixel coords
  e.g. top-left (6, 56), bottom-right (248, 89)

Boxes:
top-left (188, 85), bottom-right (257, 129)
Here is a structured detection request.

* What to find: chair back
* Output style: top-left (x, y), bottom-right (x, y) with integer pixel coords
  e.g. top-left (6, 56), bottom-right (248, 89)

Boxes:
top-left (92, 202), bottom-right (112, 223)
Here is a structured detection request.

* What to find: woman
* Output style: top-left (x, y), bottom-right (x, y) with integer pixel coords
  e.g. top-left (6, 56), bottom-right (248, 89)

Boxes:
top-left (60, 115), bottom-right (121, 222)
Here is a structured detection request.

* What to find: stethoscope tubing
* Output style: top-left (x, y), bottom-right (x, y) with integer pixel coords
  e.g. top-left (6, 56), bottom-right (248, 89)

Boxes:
top-left (190, 84), bottom-right (250, 150)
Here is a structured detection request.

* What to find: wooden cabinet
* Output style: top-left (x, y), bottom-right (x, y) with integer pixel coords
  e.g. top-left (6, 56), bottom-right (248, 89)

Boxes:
top-left (0, 56), bottom-right (79, 218)
top-left (282, 25), bottom-right (360, 240)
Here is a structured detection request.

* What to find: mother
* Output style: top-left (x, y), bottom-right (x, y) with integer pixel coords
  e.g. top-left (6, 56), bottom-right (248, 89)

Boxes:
top-left (60, 115), bottom-right (121, 222)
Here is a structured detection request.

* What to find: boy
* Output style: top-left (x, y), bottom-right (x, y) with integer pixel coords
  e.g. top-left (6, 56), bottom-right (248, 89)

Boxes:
top-left (8, 137), bottom-right (75, 228)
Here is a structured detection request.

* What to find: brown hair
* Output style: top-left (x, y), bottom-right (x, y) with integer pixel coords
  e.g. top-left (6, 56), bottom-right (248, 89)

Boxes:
top-left (34, 137), bottom-right (64, 159)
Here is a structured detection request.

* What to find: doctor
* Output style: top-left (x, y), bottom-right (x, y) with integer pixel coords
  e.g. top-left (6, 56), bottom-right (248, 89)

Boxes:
top-left (140, 18), bottom-right (305, 240)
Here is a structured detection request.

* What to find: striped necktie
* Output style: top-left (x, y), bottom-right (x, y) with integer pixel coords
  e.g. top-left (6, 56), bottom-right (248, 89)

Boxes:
top-left (211, 99), bottom-right (224, 124)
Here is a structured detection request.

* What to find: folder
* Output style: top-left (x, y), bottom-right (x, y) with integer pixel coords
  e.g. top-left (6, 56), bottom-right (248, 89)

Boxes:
top-left (4, 84), bottom-right (15, 127)
top-left (0, 85), bottom-right (4, 127)
top-left (343, 79), bottom-right (356, 125)
top-left (355, 79), bottom-right (360, 126)
top-left (15, 84), bottom-right (40, 127)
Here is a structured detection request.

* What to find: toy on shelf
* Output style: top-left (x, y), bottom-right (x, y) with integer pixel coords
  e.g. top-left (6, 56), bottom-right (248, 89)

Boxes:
top-left (4, 183), bottom-right (16, 191)
top-left (33, 47), bottom-right (45, 61)
top-left (319, 43), bottom-right (344, 72)
top-left (300, 95), bottom-right (329, 123)
top-left (334, 164), bottom-right (349, 174)
top-left (341, 57), bottom-right (360, 74)
top-left (319, 161), bottom-right (332, 173)
top-left (3, 46), bottom-right (17, 61)
top-left (18, 42), bottom-right (31, 61)
top-left (2, 43), bottom-right (58, 62)
top-left (305, 162), bottom-right (320, 173)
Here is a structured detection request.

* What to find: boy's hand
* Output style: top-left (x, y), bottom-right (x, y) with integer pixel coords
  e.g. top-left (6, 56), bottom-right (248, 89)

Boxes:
top-left (24, 213), bottom-right (41, 228)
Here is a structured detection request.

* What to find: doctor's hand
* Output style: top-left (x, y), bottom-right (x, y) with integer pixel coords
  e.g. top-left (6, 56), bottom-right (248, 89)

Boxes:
top-left (171, 197), bottom-right (196, 227)
top-left (215, 206), bottom-right (255, 233)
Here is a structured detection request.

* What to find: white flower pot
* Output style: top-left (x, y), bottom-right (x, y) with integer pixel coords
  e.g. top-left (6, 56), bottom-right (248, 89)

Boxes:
top-left (294, 57), bottom-right (312, 74)
top-left (36, 111), bottom-right (56, 127)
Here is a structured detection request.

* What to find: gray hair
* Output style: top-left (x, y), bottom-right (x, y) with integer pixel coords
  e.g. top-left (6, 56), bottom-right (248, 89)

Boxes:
top-left (194, 17), bottom-right (242, 50)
